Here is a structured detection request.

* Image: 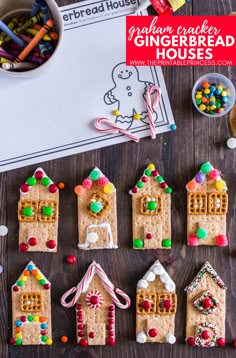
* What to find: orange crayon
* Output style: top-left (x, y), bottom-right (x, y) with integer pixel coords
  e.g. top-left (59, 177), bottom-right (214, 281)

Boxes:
top-left (14, 19), bottom-right (54, 63)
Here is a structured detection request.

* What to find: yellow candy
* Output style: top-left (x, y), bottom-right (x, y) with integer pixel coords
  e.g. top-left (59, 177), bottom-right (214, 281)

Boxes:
top-left (148, 163), bottom-right (155, 170)
top-left (103, 183), bottom-right (115, 195)
top-left (210, 105), bottom-right (216, 110)
top-left (46, 338), bottom-right (53, 345)
top-left (133, 113), bottom-right (141, 120)
top-left (209, 97), bottom-right (216, 102)
top-left (196, 94), bottom-right (202, 99)
top-left (199, 104), bottom-right (206, 111)
top-left (20, 275), bottom-right (27, 282)
top-left (112, 109), bottom-right (120, 116)
top-left (221, 90), bottom-right (227, 97)
top-left (207, 106), bottom-right (211, 110)
top-left (204, 89), bottom-right (210, 94)
top-left (36, 274), bottom-right (43, 280)
top-left (33, 316), bottom-right (39, 322)
top-left (215, 180), bottom-right (226, 191)
top-left (219, 108), bottom-right (224, 112)
top-left (15, 333), bottom-right (22, 339)
top-left (217, 85), bottom-right (223, 91)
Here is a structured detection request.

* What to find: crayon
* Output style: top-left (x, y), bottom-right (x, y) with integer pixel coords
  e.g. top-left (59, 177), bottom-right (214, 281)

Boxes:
top-left (0, 56), bottom-right (12, 64)
top-left (2, 62), bottom-right (37, 70)
top-left (15, 19), bottom-right (54, 63)
top-left (40, 0), bottom-right (50, 23)
top-left (27, 54), bottom-right (44, 65)
top-left (31, 0), bottom-right (43, 17)
top-left (25, 28), bottom-right (51, 41)
top-left (14, 13), bottom-right (42, 35)
top-left (3, 48), bottom-right (20, 57)
top-left (0, 17), bottom-right (18, 46)
top-left (32, 24), bottom-right (58, 40)
top-left (3, 18), bottom-right (25, 45)
top-left (0, 49), bottom-right (15, 60)
top-left (39, 40), bottom-right (54, 56)
top-left (0, 20), bottom-right (26, 47)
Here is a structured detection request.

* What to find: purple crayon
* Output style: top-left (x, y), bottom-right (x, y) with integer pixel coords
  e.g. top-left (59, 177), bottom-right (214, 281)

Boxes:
top-left (0, 49), bottom-right (15, 60)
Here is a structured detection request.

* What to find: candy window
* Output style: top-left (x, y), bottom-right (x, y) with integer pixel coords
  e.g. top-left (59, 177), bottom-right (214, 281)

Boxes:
top-left (140, 195), bottom-right (162, 215)
top-left (87, 193), bottom-right (110, 218)
top-left (187, 193), bottom-right (207, 215)
top-left (207, 192), bottom-right (228, 215)
top-left (156, 292), bottom-right (177, 315)
top-left (38, 200), bottom-right (58, 223)
top-left (18, 200), bottom-right (38, 222)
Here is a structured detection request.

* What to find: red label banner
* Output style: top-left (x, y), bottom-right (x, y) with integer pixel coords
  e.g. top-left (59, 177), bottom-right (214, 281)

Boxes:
top-left (126, 16), bottom-right (236, 66)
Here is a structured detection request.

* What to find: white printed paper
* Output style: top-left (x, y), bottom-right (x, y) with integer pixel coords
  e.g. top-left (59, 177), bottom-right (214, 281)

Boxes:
top-left (0, 0), bottom-right (175, 172)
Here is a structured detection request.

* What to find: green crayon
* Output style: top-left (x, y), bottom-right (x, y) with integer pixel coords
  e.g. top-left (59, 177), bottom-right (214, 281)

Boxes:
top-left (14, 13), bottom-right (42, 35)
top-left (0, 17), bottom-right (18, 46)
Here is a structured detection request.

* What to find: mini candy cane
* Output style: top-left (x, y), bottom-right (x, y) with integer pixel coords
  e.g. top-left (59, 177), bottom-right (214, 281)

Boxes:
top-left (145, 85), bottom-right (162, 139)
top-left (94, 117), bottom-right (140, 143)
top-left (60, 261), bottom-right (131, 309)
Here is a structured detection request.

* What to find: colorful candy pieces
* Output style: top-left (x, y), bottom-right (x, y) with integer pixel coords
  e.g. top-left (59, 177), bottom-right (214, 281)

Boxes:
top-left (195, 82), bottom-right (229, 115)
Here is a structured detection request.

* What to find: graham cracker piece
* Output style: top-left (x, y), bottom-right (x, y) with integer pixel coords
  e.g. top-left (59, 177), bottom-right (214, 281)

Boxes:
top-left (156, 293), bottom-right (177, 315)
top-left (140, 195), bottom-right (162, 215)
top-left (87, 323), bottom-right (106, 345)
top-left (87, 226), bottom-right (109, 249)
top-left (197, 221), bottom-right (219, 243)
top-left (207, 193), bottom-right (228, 215)
top-left (21, 324), bottom-right (41, 345)
top-left (18, 200), bottom-right (38, 222)
top-left (144, 224), bottom-right (162, 249)
top-left (187, 193), bottom-right (207, 215)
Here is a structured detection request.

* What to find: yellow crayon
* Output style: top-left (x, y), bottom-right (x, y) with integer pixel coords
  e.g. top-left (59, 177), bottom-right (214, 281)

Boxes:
top-left (0, 56), bottom-right (12, 64)
top-left (25, 28), bottom-right (51, 41)
top-left (0, 17), bottom-right (18, 46)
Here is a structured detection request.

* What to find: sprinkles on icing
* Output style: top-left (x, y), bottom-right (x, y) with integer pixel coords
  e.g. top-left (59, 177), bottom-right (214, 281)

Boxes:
top-left (184, 261), bottom-right (226, 294)
top-left (186, 162), bottom-right (227, 192)
top-left (20, 167), bottom-right (58, 195)
top-left (129, 163), bottom-right (172, 195)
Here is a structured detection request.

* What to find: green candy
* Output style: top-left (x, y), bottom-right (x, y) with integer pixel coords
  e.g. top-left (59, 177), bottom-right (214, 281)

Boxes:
top-left (196, 98), bottom-right (202, 105)
top-left (137, 181), bottom-right (144, 189)
top-left (147, 201), bottom-right (157, 210)
top-left (162, 238), bottom-right (172, 248)
top-left (200, 162), bottom-right (212, 174)
top-left (40, 279), bottom-right (47, 286)
top-left (15, 339), bottom-right (22, 345)
top-left (17, 280), bottom-right (24, 287)
top-left (216, 102), bottom-right (221, 108)
top-left (23, 206), bottom-right (33, 217)
top-left (43, 206), bottom-right (53, 216)
top-left (133, 238), bottom-right (143, 248)
top-left (41, 335), bottom-right (48, 342)
top-left (41, 177), bottom-right (51, 186)
top-left (144, 169), bottom-right (151, 176)
top-left (210, 110), bottom-right (215, 114)
top-left (196, 227), bottom-right (208, 239)
top-left (89, 169), bottom-right (100, 181)
top-left (90, 201), bottom-right (103, 213)
top-left (27, 315), bottom-right (33, 322)
top-left (165, 187), bottom-right (172, 194)
top-left (27, 177), bottom-right (37, 186)
top-left (156, 175), bottom-right (163, 183)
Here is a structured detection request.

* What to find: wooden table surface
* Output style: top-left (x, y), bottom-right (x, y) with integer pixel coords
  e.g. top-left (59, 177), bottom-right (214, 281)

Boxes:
top-left (1, 0), bottom-right (236, 357)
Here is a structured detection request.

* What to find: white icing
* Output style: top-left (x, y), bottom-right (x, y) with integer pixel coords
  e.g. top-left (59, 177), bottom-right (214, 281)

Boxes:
top-left (0, 225), bottom-right (8, 236)
top-left (166, 334), bottom-right (176, 344)
top-left (137, 279), bottom-right (148, 289)
top-left (227, 137), bottom-right (236, 149)
top-left (78, 222), bottom-right (117, 249)
top-left (136, 331), bottom-right (147, 343)
top-left (87, 232), bottom-right (99, 243)
top-left (160, 273), bottom-right (170, 283)
top-left (165, 282), bottom-right (176, 292)
top-left (152, 264), bottom-right (164, 275)
top-left (143, 271), bottom-right (155, 282)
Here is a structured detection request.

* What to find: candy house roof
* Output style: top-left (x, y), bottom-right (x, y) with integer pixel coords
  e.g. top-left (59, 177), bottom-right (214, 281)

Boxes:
top-left (12, 261), bottom-right (51, 291)
top-left (20, 167), bottom-right (58, 194)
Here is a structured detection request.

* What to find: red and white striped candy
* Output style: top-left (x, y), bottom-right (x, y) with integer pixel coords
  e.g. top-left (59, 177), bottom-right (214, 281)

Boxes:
top-left (145, 85), bottom-right (161, 139)
top-left (94, 117), bottom-right (139, 143)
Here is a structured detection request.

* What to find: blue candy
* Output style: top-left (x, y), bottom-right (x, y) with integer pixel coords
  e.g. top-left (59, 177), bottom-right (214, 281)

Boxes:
top-left (41, 323), bottom-right (47, 329)
top-left (215, 89), bottom-right (222, 95)
top-left (222, 96), bottom-right (228, 103)
top-left (210, 85), bottom-right (216, 92)
top-left (27, 264), bottom-right (34, 272)
top-left (16, 320), bottom-right (22, 327)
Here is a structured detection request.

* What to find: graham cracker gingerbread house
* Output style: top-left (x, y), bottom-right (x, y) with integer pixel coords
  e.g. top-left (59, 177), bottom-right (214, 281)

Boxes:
top-left (10, 261), bottom-right (52, 346)
top-left (129, 163), bottom-right (172, 249)
top-left (186, 162), bottom-right (228, 247)
top-left (136, 259), bottom-right (177, 344)
top-left (61, 261), bottom-right (131, 347)
top-left (185, 261), bottom-right (226, 348)
top-left (74, 167), bottom-right (118, 250)
top-left (18, 167), bottom-right (59, 252)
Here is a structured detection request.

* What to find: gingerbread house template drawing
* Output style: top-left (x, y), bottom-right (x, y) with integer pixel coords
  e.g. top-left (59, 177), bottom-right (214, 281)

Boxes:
top-left (18, 167), bottom-right (59, 252)
top-left (186, 162), bottom-right (228, 247)
top-left (10, 261), bottom-right (52, 346)
top-left (185, 261), bottom-right (226, 348)
top-left (74, 167), bottom-right (118, 250)
top-left (129, 163), bottom-right (172, 249)
top-left (136, 259), bottom-right (177, 344)
top-left (61, 261), bottom-right (130, 347)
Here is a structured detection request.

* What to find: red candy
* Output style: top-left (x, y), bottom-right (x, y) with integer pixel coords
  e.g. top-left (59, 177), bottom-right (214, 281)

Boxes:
top-left (9, 338), bottom-right (16, 345)
top-left (188, 234), bottom-right (199, 246)
top-left (20, 316), bottom-right (27, 322)
top-left (152, 170), bottom-right (158, 177)
top-left (90, 295), bottom-right (99, 304)
top-left (109, 305), bottom-right (115, 311)
top-left (108, 318), bottom-right (114, 324)
top-left (141, 176), bottom-right (148, 183)
top-left (186, 336), bottom-right (195, 346)
top-left (108, 311), bottom-right (114, 317)
top-left (28, 237), bottom-right (38, 246)
top-left (13, 285), bottom-right (19, 292)
top-left (141, 300), bottom-right (151, 309)
top-left (35, 170), bottom-right (44, 180)
top-left (78, 331), bottom-right (85, 337)
top-left (132, 187), bottom-right (138, 193)
top-left (217, 337), bottom-right (226, 347)
top-left (78, 324), bottom-right (84, 330)
top-left (146, 233), bottom-right (153, 240)
top-left (79, 339), bottom-right (88, 347)
top-left (19, 243), bottom-right (28, 252)
top-left (109, 331), bottom-right (114, 336)
top-left (89, 332), bottom-right (95, 338)
top-left (20, 183), bottom-right (29, 193)
top-left (82, 178), bottom-right (93, 189)
top-left (160, 182), bottom-right (167, 189)
top-left (44, 283), bottom-right (50, 290)
top-left (106, 337), bottom-right (115, 346)
top-left (202, 298), bottom-right (213, 309)
top-left (98, 177), bottom-right (109, 187)
top-left (208, 169), bottom-right (220, 180)
top-left (46, 240), bottom-right (56, 249)
top-left (66, 255), bottom-right (76, 264)
top-left (201, 330), bottom-right (210, 340)
top-left (41, 330), bottom-right (47, 335)
top-left (163, 300), bottom-right (172, 309)
top-left (233, 340), bottom-right (236, 348)
top-left (48, 184), bottom-right (58, 193)
top-left (107, 324), bottom-right (113, 330)
top-left (148, 328), bottom-right (158, 338)
top-left (216, 235), bottom-right (228, 247)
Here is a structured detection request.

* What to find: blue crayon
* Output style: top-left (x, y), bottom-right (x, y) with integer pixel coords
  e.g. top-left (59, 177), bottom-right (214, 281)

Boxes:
top-left (40, 1), bottom-right (50, 23)
top-left (0, 20), bottom-right (25, 47)
top-left (31, 0), bottom-right (43, 17)
top-left (39, 40), bottom-right (53, 56)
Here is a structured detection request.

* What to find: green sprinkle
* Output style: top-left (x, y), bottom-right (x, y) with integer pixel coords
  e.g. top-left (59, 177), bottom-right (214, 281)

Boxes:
top-left (17, 280), bottom-right (24, 287)
top-left (133, 238), bottom-right (143, 249)
top-left (200, 162), bottom-right (212, 174)
top-left (41, 177), bottom-right (51, 186)
top-left (165, 187), bottom-right (172, 194)
top-left (156, 176), bottom-right (163, 183)
top-left (89, 169), bottom-right (100, 181)
top-left (144, 169), bottom-right (151, 176)
top-left (196, 228), bottom-right (208, 239)
top-left (137, 181), bottom-right (144, 188)
top-left (27, 177), bottom-right (37, 186)
top-left (162, 238), bottom-right (172, 248)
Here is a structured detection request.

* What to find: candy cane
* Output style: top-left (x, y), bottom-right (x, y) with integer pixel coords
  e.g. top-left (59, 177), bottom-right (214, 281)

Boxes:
top-left (145, 85), bottom-right (161, 139)
top-left (60, 261), bottom-right (131, 309)
top-left (94, 117), bottom-right (139, 143)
